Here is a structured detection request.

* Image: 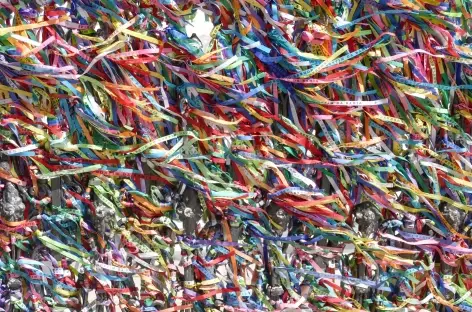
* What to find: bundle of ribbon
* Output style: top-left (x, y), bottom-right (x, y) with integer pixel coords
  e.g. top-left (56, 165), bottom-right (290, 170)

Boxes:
top-left (0, 0), bottom-right (471, 311)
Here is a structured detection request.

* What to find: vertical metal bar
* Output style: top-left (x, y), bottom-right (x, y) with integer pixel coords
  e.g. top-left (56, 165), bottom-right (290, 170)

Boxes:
top-left (265, 89), bottom-right (291, 304)
top-left (50, 177), bottom-right (62, 209)
top-left (265, 202), bottom-right (290, 304)
top-left (353, 202), bottom-right (380, 309)
top-left (229, 218), bottom-right (242, 276)
top-left (176, 184), bottom-right (202, 312)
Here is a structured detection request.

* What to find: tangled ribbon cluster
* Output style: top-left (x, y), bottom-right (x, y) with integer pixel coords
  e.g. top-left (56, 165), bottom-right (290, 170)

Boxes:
top-left (0, 0), bottom-right (471, 311)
